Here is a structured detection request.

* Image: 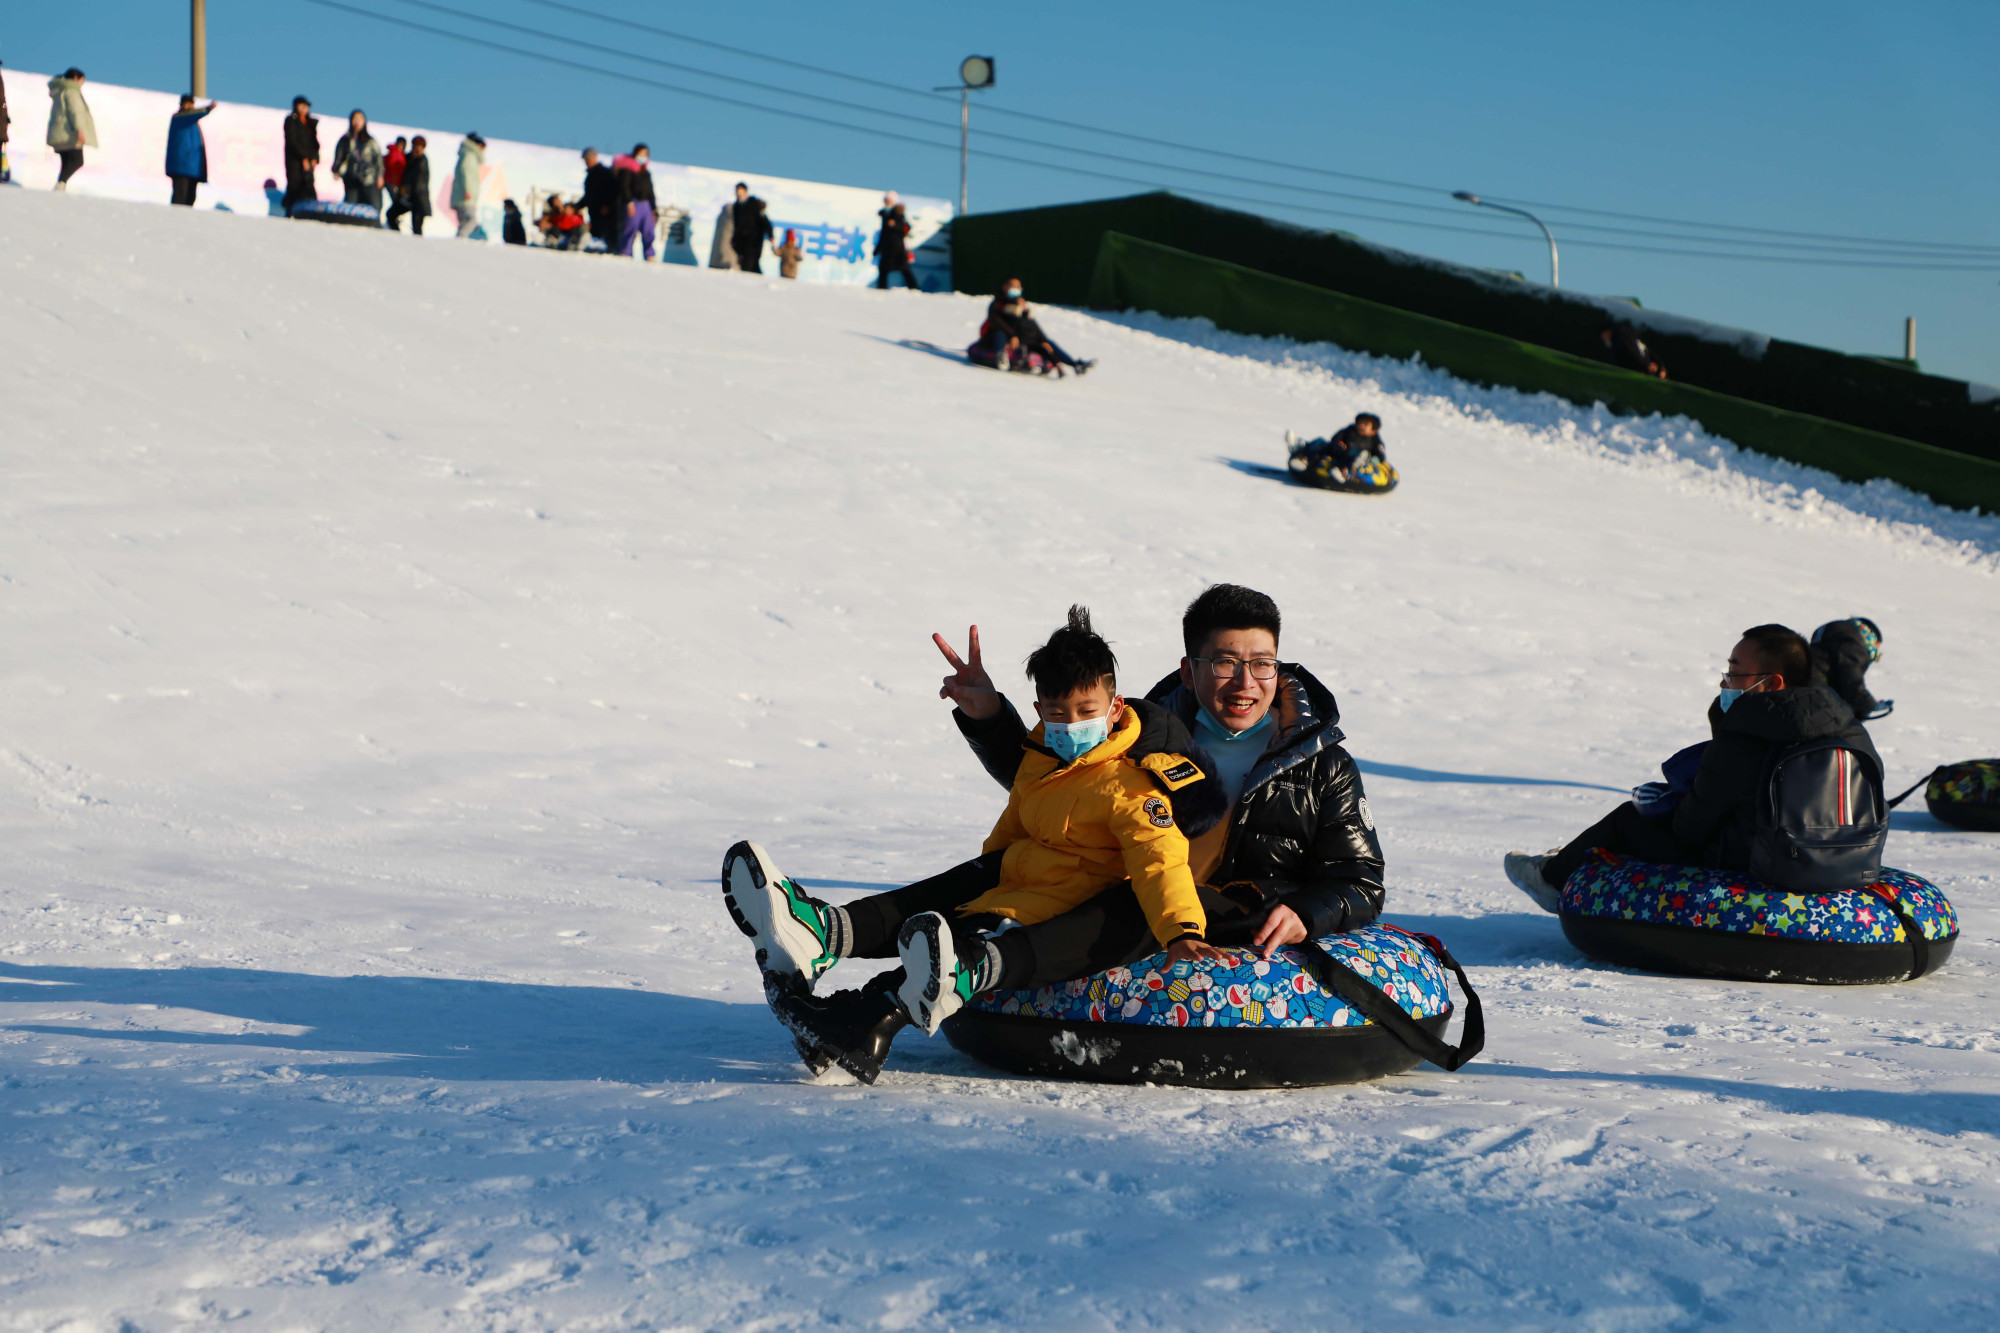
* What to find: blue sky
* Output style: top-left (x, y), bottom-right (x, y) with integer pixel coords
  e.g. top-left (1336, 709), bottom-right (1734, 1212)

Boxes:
top-left (10, 1), bottom-right (1998, 383)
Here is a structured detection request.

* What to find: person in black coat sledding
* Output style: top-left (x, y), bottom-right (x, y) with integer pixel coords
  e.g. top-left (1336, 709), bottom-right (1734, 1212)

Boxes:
top-left (1505, 623), bottom-right (1880, 911)
top-left (970, 278), bottom-right (1095, 377)
top-left (1288, 413), bottom-right (1387, 483)
top-left (772, 585), bottom-right (1383, 1082)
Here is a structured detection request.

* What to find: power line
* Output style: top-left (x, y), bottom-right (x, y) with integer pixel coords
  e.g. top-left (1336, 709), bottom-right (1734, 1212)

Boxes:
top-left (299, 0), bottom-right (2000, 271)
top-left (511, 0), bottom-right (2000, 259)
top-left (380, 0), bottom-right (2000, 261)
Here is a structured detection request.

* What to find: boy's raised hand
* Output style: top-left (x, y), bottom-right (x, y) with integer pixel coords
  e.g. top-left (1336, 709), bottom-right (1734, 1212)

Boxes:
top-left (934, 626), bottom-right (1002, 720)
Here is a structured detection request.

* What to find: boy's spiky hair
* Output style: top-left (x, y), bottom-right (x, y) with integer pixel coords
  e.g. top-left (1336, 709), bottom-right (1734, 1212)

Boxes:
top-left (1026, 605), bottom-right (1118, 698)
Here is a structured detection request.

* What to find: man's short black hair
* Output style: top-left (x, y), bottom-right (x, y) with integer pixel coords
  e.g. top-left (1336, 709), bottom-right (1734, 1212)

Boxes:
top-left (1182, 584), bottom-right (1282, 659)
top-left (1027, 605), bottom-right (1118, 699)
top-left (632, 142), bottom-right (648, 155)
top-left (293, 95), bottom-right (310, 107)
top-left (64, 68), bottom-right (86, 80)
top-left (1356, 412), bottom-right (1382, 429)
top-left (1740, 623), bottom-right (1810, 688)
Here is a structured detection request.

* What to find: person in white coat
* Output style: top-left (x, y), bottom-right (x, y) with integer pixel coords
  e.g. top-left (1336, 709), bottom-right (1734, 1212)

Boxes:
top-left (451, 132), bottom-right (485, 238)
top-left (45, 68), bottom-right (97, 191)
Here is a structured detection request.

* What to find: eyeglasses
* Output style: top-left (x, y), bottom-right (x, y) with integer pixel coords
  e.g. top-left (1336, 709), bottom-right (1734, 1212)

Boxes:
top-left (1718, 671), bottom-right (1770, 687)
top-left (1193, 657), bottom-right (1281, 680)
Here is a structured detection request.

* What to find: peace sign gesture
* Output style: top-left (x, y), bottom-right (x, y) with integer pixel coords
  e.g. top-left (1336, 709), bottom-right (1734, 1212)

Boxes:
top-left (933, 626), bottom-right (1003, 720)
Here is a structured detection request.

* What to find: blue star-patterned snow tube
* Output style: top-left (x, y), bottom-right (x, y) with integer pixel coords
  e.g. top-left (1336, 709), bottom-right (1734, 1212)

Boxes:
top-left (1559, 851), bottom-right (1957, 984)
top-left (290, 200), bottom-right (382, 227)
top-left (941, 924), bottom-right (1461, 1089)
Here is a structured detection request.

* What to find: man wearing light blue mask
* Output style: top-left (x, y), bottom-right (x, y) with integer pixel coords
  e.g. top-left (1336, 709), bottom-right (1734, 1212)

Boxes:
top-left (1506, 623), bottom-right (1880, 912)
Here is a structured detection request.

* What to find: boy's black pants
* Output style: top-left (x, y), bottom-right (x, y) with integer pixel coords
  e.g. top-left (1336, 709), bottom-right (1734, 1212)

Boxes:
top-left (841, 854), bottom-right (1256, 993)
top-left (1542, 800), bottom-right (1690, 894)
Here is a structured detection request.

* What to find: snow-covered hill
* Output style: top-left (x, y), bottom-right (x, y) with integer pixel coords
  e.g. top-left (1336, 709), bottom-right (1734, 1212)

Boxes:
top-left (3, 190), bottom-right (1997, 1331)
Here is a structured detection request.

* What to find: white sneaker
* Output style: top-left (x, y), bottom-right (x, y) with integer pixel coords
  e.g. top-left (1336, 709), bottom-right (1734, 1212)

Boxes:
top-left (53, 181), bottom-right (68, 193)
top-left (1504, 850), bottom-right (1565, 914)
top-left (721, 841), bottom-right (839, 984)
top-left (897, 911), bottom-right (977, 1036)
top-left (1284, 428), bottom-right (1298, 447)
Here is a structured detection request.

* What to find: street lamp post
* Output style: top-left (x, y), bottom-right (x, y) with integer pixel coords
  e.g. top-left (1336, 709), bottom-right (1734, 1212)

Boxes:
top-left (1454, 191), bottom-right (1558, 288)
top-left (191, 0), bottom-right (208, 98)
top-left (935, 56), bottom-right (995, 217)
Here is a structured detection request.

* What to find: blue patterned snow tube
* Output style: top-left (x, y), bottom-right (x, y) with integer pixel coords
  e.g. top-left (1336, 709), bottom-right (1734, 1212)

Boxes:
top-left (1559, 851), bottom-right (1956, 984)
top-left (942, 923), bottom-right (1459, 1088)
top-left (290, 200), bottom-right (382, 227)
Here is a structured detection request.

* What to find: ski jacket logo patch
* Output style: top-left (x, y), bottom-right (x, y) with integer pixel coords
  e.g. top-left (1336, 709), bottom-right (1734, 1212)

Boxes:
top-left (1144, 796), bottom-right (1175, 829)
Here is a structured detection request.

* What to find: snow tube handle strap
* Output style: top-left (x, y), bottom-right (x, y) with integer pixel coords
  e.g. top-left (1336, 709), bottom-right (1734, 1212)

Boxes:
top-left (1869, 883), bottom-right (1930, 981)
top-left (1295, 931), bottom-right (1485, 1072)
top-left (1884, 767), bottom-right (1940, 810)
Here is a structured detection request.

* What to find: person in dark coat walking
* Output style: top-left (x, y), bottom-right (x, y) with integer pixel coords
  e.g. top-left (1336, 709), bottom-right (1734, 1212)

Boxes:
top-left (385, 135), bottom-right (430, 234)
top-left (729, 182), bottom-right (774, 274)
top-left (873, 192), bottom-right (920, 290)
top-left (165, 94), bottom-right (215, 206)
top-left (580, 147), bottom-right (616, 250)
top-left (282, 96), bottom-right (319, 213)
top-left (1507, 623), bottom-right (1878, 910)
top-left (774, 585), bottom-right (1387, 1081)
top-left (613, 144), bottom-right (658, 259)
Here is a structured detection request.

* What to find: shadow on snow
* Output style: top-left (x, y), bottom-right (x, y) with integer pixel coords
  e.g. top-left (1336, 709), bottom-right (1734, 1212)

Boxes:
top-left (0, 961), bottom-right (799, 1086)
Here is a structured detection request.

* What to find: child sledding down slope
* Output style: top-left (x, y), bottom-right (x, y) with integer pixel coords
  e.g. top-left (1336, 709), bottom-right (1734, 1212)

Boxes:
top-left (723, 606), bottom-right (1229, 1082)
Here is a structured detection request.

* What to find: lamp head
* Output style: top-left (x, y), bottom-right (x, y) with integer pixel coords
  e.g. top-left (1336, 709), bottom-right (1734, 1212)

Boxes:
top-left (1453, 191), bottom-right (1479, 203)
top-left (959, 55), bottom-right (996, 89)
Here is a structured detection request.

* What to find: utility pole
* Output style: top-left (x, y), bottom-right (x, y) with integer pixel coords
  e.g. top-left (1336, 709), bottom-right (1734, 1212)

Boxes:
top-left (191, 0), bottom-right (208, 98)
top-left (1904, 317), bottom-right (1917, 363)
top-left (936, 57), bottom-right (994, 217)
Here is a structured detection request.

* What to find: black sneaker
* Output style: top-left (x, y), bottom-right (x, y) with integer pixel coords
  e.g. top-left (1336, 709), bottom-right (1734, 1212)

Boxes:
top-left (770, 973), bottom-right (909, 1085)
top-left (1072, 359), bottom-right (1096, 376)
top-left (765, 971), bottom-right (838, 1077)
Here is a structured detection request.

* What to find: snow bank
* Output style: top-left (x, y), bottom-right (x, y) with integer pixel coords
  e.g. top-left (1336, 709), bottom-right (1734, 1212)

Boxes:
top-left (3, 189), bottom-right (1998, 1331)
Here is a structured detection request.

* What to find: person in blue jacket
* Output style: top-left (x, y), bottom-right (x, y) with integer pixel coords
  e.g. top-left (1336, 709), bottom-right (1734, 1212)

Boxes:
top-left (166, 94), bottom-right (216, 207)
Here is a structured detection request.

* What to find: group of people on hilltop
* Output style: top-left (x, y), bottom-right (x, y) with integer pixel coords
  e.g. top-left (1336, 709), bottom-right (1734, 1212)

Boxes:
top-left (18, 67), bottom-right (926, 284)
top-left (721, 586), bottom-right (1891, 1085)
top-left (274, 96), bottom-right (482, 236)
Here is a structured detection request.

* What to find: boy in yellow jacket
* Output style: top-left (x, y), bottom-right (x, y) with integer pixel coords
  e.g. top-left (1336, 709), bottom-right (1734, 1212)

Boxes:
top-left (724, 606), bottom-right (1227, 1081)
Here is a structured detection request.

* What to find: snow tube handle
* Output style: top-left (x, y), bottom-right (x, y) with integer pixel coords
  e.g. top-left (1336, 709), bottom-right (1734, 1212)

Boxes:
top-left (1295, 930), bottom-right (1485, 1072)
top-left (1869, 883), bottom-right (1930, 981)
top-left (1884, 767), bottom-right (1940, 810)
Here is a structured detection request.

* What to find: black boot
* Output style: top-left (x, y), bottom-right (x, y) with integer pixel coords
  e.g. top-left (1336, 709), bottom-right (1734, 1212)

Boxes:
top-left (765, 971), bottom-right (838, 1077)
top-left (770, 971), bottom-right (910, 1085)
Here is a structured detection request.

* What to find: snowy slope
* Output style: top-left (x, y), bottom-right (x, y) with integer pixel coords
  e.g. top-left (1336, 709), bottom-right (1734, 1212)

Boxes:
top-left (2, 189), bottom-right (1998, 1332)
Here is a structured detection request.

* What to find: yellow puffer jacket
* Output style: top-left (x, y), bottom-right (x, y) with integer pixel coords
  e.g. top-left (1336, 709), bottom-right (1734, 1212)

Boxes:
top-left (959, 703), bottom-right (1217, 947)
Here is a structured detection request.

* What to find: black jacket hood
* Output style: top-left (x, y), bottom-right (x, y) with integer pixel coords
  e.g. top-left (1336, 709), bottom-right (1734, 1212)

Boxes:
top-left (1709, 685), bottom-right (1857, 746)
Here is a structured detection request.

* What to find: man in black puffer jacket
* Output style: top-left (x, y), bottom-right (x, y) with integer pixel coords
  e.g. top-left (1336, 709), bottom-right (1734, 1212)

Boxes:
top-left (1511, 623), bottom-right (1879, 908)
top-left (944, 583), bottom-right (1383, 950)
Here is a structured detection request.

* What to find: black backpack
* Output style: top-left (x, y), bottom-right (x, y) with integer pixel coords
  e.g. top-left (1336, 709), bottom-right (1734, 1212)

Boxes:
top-left (1747, 738), bottom-right (1887, 892)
